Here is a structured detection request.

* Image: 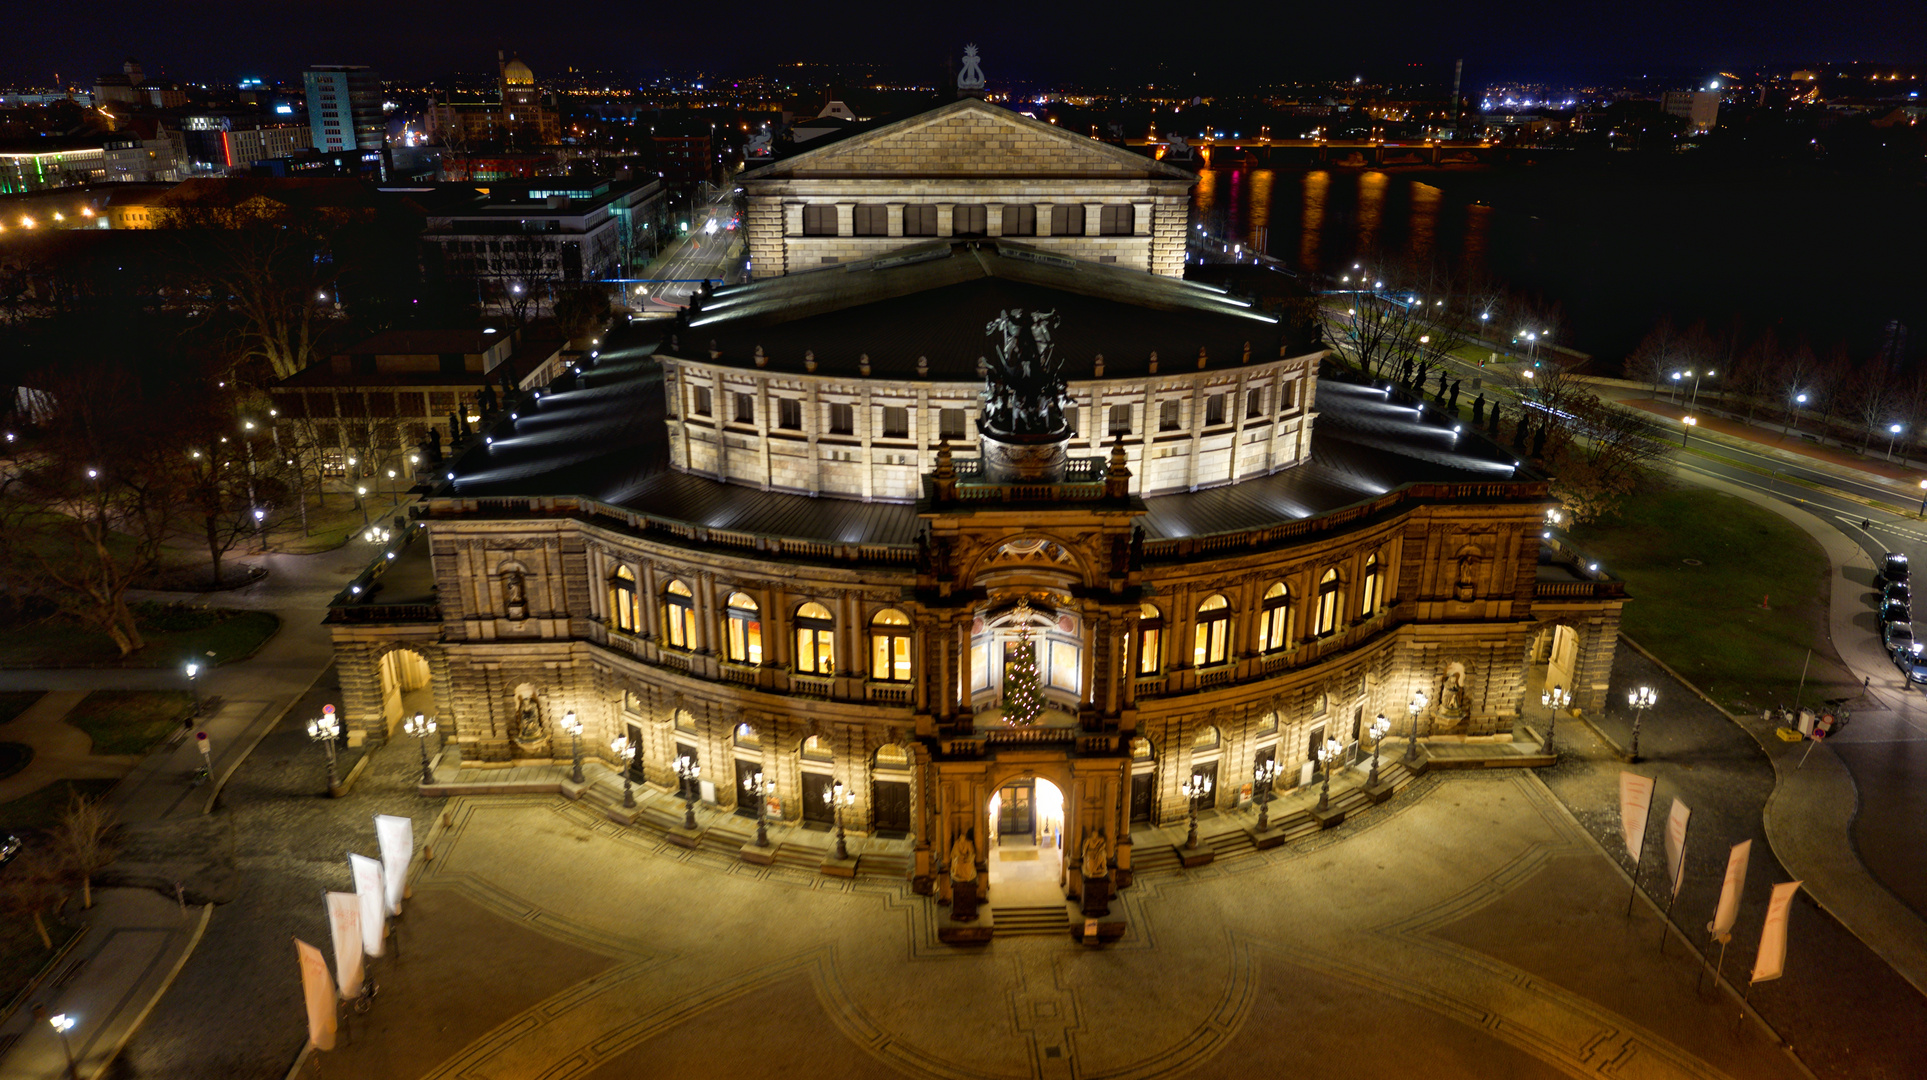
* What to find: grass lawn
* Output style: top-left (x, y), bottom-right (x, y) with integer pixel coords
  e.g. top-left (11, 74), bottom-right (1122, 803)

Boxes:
top-left (0, 742), bottom-right (30, 781)
top-left (0, 691), bottom-right (41, 725)
top-left (64, 691), bottom-right (194, 756)
top-left (0, 603), bottom-right (278, 669)
top-left (0, 916), bottom-right (80, 1020)
top-left (1574, 476), bottom-right (1857, 713)
top-left (0, 778), bottom-right (116, 834)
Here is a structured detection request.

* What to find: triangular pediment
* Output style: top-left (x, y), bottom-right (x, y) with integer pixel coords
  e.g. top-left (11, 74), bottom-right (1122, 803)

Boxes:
top-left (746, 98), bottom-right (1194, 181)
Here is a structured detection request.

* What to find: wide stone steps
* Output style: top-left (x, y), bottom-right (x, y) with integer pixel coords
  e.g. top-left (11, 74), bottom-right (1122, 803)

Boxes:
top-left (992, 904), bottom-right (1071, 937)
top-left (857, 852), bottom-right (911, 880)
top-left (770, 844), bottom-right (825, 872)
top-left (1207, 829), bottom-right (1256, 860)
top-left (1132, 843), bottom-right (1185, 875)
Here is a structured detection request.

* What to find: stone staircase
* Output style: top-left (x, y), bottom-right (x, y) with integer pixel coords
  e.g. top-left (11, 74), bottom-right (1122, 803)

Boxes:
top-left (856, 851), bottom-right (911, 881)
top-left (770, 843), bottom-right (826, 873)
top-left (992, 904), bottom-right (1072, 937)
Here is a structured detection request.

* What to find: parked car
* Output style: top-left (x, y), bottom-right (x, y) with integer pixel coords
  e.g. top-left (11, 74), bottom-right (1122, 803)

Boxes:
top-left (0, 833), bottom-right (18, 870)
top-left (1886, 581), bottom-right (1912, 607)
top-left (1882, 552), bottom-right (1910, 584)
top-left (1885, 621), bottom-right (1916, 658)
top-left (1881, 599), bottom-right (1911, 626)
top-left (1898, 644), bottom-right (1927, 685)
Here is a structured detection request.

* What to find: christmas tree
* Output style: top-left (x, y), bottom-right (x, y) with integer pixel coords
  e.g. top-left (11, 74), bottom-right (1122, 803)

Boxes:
top-left (1005, 616), bottom-right (1045, 726)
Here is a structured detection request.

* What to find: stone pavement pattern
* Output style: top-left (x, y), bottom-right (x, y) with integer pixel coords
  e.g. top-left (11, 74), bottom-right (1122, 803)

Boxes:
top-left (307, 773), bottom-right (1810, 1080)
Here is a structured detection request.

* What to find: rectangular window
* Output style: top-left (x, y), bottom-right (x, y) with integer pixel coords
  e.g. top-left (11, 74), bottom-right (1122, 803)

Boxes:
top-left (827, 402), bottom-right (854, 435)
top-left (1000, 204), bottom-right (1036, 236)
top-left (1280, 379), bottom-right (1298, 412)
top-left (1205, 393), bottom-right (1227, 426)
top-left (1159, 399), bottom-right (1181, 431)
top-left (1050, 204), bottom-right (1086, 236)
top-left (902, 204), bottom-right (937, 237)
top-left (801, 204), bottom-right (837, 236)
top-left (1108, 403), bottom-right (1132, 436)
top-left (938, 408), bottom-right (966, 441)
top-left (852, 204), bottom-right (888, 236)
top-left (692, 386), bottom-right (712, 417)
top-left (777, 398), bottom-right (802, 430)
top-left (1099, 204), bottom-right (1136, 235)
top-left (881, 406), bottom-right (909, 439)
top-left (952, 204), bottom-right (987, 236)
top-left (733, 392), bottom-right (754, 424)
top-left (1246, 388), bottom-right (1265, 418)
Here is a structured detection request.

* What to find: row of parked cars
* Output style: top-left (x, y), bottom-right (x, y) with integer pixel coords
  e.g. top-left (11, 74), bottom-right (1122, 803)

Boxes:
top-left (1876, 553), bottom-right (1927, 683)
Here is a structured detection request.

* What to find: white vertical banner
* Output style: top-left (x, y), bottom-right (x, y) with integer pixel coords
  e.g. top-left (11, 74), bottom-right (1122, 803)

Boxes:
top-left (294, 938), bottom-right (338, 1052)
top-left (349, 853), bottom-right (386, 958)
top-left (1708, 839), bottom-right (1752, 940)
top-left (324, 892), bottom-right (364, 1001)
top-left (1664, 798), bottom-right (1691, 900)
top-left (1618, 772), bottom-right (1656, 864)
top-left (1751, 880), bottom-right (1804, 984)
top-left (374, 814), bottom-right (414, 917)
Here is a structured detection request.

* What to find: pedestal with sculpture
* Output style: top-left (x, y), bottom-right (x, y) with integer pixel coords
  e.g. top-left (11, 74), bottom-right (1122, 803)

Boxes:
top-left (1071, 828), bottom-right (1128, 945)
top-left (937, 830), bottom-right (993, 944)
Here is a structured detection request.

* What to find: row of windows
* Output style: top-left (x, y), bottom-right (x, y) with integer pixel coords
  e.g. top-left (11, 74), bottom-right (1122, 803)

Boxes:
top-left (689, 388), bottom-right (1297, 442)
top-left (800, 203), bottom-right (1135, 238)
top-left (1136, 558), bottom-right (1384, 675)
top-left (1105, 384), bottom-right (1302, 436)
top-left (610, 572), bottom-right (915, 681)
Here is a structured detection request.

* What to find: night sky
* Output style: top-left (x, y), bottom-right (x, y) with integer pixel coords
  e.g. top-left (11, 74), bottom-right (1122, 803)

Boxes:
top-left (6, 0), bottom-right (1926, 88)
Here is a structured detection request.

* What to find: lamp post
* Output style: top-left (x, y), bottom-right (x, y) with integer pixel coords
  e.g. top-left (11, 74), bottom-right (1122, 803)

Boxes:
top-left (1783, 392), bottom-right (1808, 435)
top-left (1686, 368), bottom-right (1714, 412)
top-left (403, 712), bottom-right (437, 785)
top-left (1405, 689), bottom-right (1427, 763)
top-left (355, 485), bottom-right (370, 528)
top-left (1918, 479), bottom-right (1927, 519)
top-left (1627, 685), bottom-right (1657, 763)
top-left (48, 1012), bottom-right (79, 1080)
top-left (675, 754), bottom-right (701, 830)
top-left (306, 704), bottom-right (340, 793)
top-left (1315, 737), bottom-right (1344, 812)
top-left (825, 779), bottom-right (856, 860)
top-left (1179, 772), bottom-right (1212, 849)
top-left (611, 735), bottom-right (636, 807)
top-left (1680, 415), bottom-right (1697, 446)
top-left (561, 710), bottom-right (583, 783)
top-left (1669, 370), bottom-right (1684, 405)
top-left (1366, 714), bottom-right (1392, 787)
top-left (1540, 684), bottom-right (1570, 755)
top-left (184, 662), bottom-right (201, 718)
top-left (1253, 758), bottom-right (1279, 830)
top-left (386, 468), bottom-right (399, 510)
top-left (1886, 423), bottom-right (1905, 463)
top-left (743, 769), bottom-right (772, 847)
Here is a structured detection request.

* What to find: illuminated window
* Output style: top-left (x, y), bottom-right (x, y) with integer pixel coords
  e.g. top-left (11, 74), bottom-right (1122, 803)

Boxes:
top-left (1159, 399), bottom-right (1181, 431)
top-left (1205, 393), bottom-right (1227, 426)
top-left (725, 592), bottom-right (762, 664)
top-left (1316, 570), bottom-right (1341, 637)
top-left (1193, 594), bottom-right (1231, 667)
top-left (1259, 582), bottom-right (1291, 653)
top-left (661, 579), bottom-right (694, 649)
top-left (609, 566), bottom-right (638, 633)
top-left (1108, 404), bottom-right (1132, 436)
top-left (1360, 553), bottom-right (1383, 615)
top-left (1137, 603), bottom-right (1164, 676)
top-left (794, 602), bottom-right (836, 675)
top-left (870, 608), bottom-right (913, 682)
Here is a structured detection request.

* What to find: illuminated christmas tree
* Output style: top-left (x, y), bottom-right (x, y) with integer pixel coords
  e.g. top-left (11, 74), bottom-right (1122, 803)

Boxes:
top-left (1005, 603), bottom-right (1044, 726)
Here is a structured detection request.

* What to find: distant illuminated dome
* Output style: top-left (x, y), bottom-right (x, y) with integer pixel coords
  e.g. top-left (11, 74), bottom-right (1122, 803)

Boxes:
top-left (503, 58), bottom-right (534, 86)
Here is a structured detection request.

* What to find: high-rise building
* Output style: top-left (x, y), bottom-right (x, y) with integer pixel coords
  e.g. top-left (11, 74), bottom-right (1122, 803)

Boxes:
top-left (1660, 90), bottom-right (1720, 135)
top-left (304, 65), bottom-right (385, 154)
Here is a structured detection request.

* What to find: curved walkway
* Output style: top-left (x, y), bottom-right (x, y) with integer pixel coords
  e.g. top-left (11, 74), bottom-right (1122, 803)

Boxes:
top-left (0, 691), bottom-right (142, 805)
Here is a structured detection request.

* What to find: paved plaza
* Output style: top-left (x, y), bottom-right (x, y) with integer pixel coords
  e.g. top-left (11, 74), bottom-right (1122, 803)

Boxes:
top-left (298, 771), bottom-right (1815, 1080)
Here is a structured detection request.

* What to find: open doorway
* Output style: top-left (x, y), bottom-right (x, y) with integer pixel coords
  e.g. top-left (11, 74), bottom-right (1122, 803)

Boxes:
top-left (378, 648), bottom-right (433, 734)
top-left (987, 777), bottom-right (1065, 903)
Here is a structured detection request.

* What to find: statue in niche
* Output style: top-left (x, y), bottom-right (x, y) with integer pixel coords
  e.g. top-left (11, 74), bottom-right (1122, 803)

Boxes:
top-left (512, 683), bottom-right (547, 743)
top-left (1440, 669), bottom-right (1467, 716)
top-left (950, 829), bottom-right (981, 921)
top-left (503, 570), bottom-right (528, 619)
top-left (1454, 549), bottom-right (1482, 602)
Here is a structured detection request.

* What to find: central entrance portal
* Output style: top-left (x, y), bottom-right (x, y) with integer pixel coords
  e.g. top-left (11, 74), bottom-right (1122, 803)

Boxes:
top-left (987, 777), bottom-right (1065, 904)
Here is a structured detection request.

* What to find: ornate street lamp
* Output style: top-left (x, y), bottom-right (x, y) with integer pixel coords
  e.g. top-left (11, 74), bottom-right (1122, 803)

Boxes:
top-left (675, 754), bottom-right (701, 830)
top-left (1627, 685), bottom-right (1657, 763)
top-left (403, 712), bottom-right (437, 785)
top-left (1179, 772), bottom-right (1212, 849)
top-left (183, 662), bottom-right (201, 717)
top-left (824, 779), bottom-right (856, 860)
top-left (48, 1012), bottom-right (79, 1080)
top-left (743, 769), bottom-right (773, 847)
top-left (1541, 685), bottom-right (1571, 755)
top-left (610, 735), bottom-right (636, 807)
top-left (1315, 737), bottom-right (1344, 812)
top-left (1253, 758), bottom-right (1279, 830)
top-left (306, 704), bottom-right (340, 793)
top-left (1405, 690), bottom-right (1428, 763)
top-left (1366, 714), bottom-right (1392, 786)
top-left (561, 710), bottom-right (583, 783)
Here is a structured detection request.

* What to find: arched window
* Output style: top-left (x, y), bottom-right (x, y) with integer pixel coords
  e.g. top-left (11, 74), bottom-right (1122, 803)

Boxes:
top-left (1194, 594), bottom-right (1231, 667)
top-left (661, 579), bottom-right (694, 649)
top-left (1137, 603), bottom-right (1164, 676)
top-left (794, 602), bottom-right (836, 675)
top-left (870, 608), bottom-right (913, 682)
top-left (1316, 570), bottom-right (1341, 637)
top-left (1259, 582), bottom-right (1291, 653)
top-left (609, 566), bottom-right (638, 633)
top-left (1360, 553), bottom-right (1383, 615)
top-left (725, 592), bottom-right (762, 664)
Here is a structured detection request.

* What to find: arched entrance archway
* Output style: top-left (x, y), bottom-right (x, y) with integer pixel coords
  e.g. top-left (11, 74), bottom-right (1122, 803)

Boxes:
top-left (378, 647), bottom-right (433, 734)
top-left (987, 776), bottom-right (1065, 904)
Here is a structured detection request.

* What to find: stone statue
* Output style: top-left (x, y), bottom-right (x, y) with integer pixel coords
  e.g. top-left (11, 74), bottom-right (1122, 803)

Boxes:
top-left (981, 308), bottom-right (1069, 437)
top-left (479, 383), bottom-right (499, 414)
top-left (1454, 551), bottom-right (1480, 603)
top-left (1441, 671), bottom-right (1467, 715)
top-left (949, 831), bottom-right (978, 883)
top-left (504, 570), bottom-right (528, 619)
top-left (957, 44), bottom-right (986, 92)
top-left (1081, 830), bottom-right (1110, 880)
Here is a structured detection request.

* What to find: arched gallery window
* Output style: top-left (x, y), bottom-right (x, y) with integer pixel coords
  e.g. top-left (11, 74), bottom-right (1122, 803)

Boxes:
top-left (1137, 603), bottom-right (1164, 676)
top-left (795, 602), bottom-right (836, 675)
top-left (1259, 582), bottom-right (1291, 653)
top-left (725, 592), bottom-right (762, 664)
top-left (609, 566), bottom-right (639, 633)
top-left (1194, 594), bottom-right (1231, 667)
top-left (662, 579), bottom-right (694, 649)
top-left (1316, 570), bottom-right (1342, 637)
top-left (870, 608), bottom-right (913, 682)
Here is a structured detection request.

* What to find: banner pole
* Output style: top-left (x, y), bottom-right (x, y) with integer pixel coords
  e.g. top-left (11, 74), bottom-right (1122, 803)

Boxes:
top-left (1626, 841), bottom-right (1645, 917)
top-left (1739, 978), bottom-right (1752, 1029)
top-left (1660, 890), bottom-right (1678, 952)
top-left (1696, 935), bottom-right (1712, 993)
top-left (1715, 937), bottom-right (1729, 992)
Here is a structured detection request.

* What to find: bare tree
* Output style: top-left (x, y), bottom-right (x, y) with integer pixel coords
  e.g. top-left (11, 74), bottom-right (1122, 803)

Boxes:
top-left (165, 206), bottom-right (340, 383)
top-left (1857, 358), bottom-right (1901, 454)
top-left (1625, 316), bottom-right (1688, 396)
top-left (49, 793), bottom-right (119, 911)
top-left (1495, 363), bottom-right (1670, 522)
top-left (0, 848), bottom-right (65, 949)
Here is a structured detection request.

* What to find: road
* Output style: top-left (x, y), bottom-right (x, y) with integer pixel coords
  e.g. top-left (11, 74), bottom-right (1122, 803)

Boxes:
top-left (629, 192), bottom-right (744, 311)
